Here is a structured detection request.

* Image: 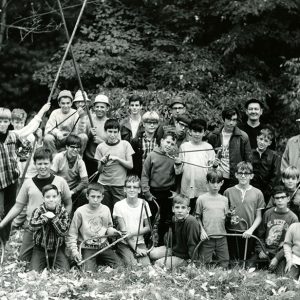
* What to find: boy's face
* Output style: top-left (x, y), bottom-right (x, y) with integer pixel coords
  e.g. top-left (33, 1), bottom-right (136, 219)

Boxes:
top-left (106, 128), bottom-right (119, 143)
top-left (11, 119), bottom-right (25, 130)
top-left (235, 169), bottom-right (253, 185)
top-left (94, 103), bottom-right (109, 119)
top-left (223, 114), bottom-right (238, 132)
top-left (0, 118), bottom-right (10, 133)
top-left (189, 128), bottom-right (204, 143)
top-left (172, 202), bottom-right (190, 220)
top-left (161, 136), bottom-right (176, 153)
top-left (273, 192), bottom-right (289, 210)
top-left (34, 159), bottom-right (51, 177)
top-left (207, 180), bottom-right (223, 193)
top-left (282, 177), bottom-right (298, 190)
top-left (87, 190), bottom-right (103, 209)
top-left (175, 121), bottom-right (188, 137)
top-left (74, 101), bottom-right (85, 109)
top-left (44, 189), bottom-right (60, 210)
top-left (124, 181), bottom-right (141, 198)
top-left (59, 97), bottom-right (72, 114)
top-left (143, 120), bottom-right (159, 134)
top-left (129, 101), bottom-right (142, 116)
top-left (66, 144), bottom-right (81, 158)
top-left (257, 135), bottom-right (271, 152)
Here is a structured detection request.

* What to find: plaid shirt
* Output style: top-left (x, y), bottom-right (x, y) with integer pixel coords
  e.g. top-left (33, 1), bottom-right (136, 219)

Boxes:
top-left (0, 131), bottom-right (20, 189)
top-left (142, 133), bottom-right (157, 164)
top-left (29, 204), bottom-right (70, 251)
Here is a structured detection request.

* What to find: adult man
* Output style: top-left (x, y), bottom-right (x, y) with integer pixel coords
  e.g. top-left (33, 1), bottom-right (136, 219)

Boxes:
top-left (84, 94), bottom-right (110, 176)
top-left (120, 95), bottom-right (143, 142)
top-left (207, 106), bottom-right (252, 193)
top-left (168, 96), bottom-right (186, 126)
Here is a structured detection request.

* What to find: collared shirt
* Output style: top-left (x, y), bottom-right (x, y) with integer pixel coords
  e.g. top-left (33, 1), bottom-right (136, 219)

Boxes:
top-left (142, 133), bottom-right (157, 164)
top-left (29, 204), bottom-right (70, 251)
top-left (0, 131), bottom-right (20, 189)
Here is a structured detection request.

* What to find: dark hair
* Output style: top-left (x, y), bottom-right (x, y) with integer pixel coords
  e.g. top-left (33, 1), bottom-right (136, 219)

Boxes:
top-left (86, 183), bottom-right (104, 195)
top-left (236, 161), bottom-right (253, 173)
top-left (128, 95), bottom-right (143, 106)
top-left (245, 98), bottom-right (264, 109)
top-left (33, 147), bottom-right (53, 162)
top-left (104, 118), bottom-right (120, 131)
top-left (162, 130), bottom-right (177, 141)
top-left (66, 134), bottom-right (82, 147)
top-left (207, 169), bottom-right (224, 183)
top-left (271, 185), bottom-right (288, 197)
top-left (189, 118), bottom-right (207, 132)
top-left (42, 184), bottom-right (59, 196)
top-left (221, 107), bottom-right (238, 121)
top-left (257, 125), bottom-right (275, 141)
top-left (172, 192), bottom-right (190, 206)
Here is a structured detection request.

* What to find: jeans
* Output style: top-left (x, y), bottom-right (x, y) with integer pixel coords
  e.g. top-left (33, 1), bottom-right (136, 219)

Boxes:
top-left (19, 229), bottom-right (34, 262)
top-left (116, 243), bottom-right (150, 266)
top-left (102, 185), bottom-right (125, 215)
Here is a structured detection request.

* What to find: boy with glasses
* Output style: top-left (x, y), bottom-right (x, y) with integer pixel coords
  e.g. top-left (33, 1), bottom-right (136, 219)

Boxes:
top-left (224, 161), bottom-right (265, 261)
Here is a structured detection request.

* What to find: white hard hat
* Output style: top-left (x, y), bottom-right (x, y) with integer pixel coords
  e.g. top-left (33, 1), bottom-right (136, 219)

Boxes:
top-left (94, 94), bottom-right (110, 107)
top-left (73, 90), bottom-right (90, 102)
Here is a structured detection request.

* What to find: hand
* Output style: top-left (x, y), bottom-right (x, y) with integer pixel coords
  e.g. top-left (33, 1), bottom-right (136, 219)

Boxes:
top-left (258, 251), bottom-right (269, 259)
top-left (109, 155), bottom-right (119, 162)
top-left (212, 159), bottom-right (220, 168)
top-left (43, 211), bottom-right (56, 219)
top-left (242, 229), bottom-right (253, 238)
top-left (70, 191), bottom-right (74, 197)
top-left (77, 107), bottom-right (86, 117)
top-left (174, 157), bottom-right (182, 165)
top-left (109, 228), bottom-right (122, 237)
top-left (285, 260), bottom-right (297, 273)
top-left (200, 230), bottom-right (209, 241)
top-left (100, 154), bottom-right (110, 165)
top-left (90, 127), bottom-right (97, 136)
top-left (73, 253), bottom-right (82, 263)
top-left (56, 131), bottom-right (65, 141)
top-left (34, 128), bottom-right (43, 140)
top-left (269, 257), bottom-right (278, 271)
top-left (41, 102), bottom-right (51, 113)
top-left (135, 247), bottom-right (147, 257)
top-left (94, 136), bottom-right (104, 144)
top-left (145, 193), bottom-right (156, 202)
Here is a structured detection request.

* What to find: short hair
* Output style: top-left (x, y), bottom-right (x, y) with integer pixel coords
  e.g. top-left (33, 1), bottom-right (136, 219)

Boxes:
top-left (104, 118), bottom-right (120, 131)
top-left (207, 169), bottom-right (224, 183)
top-left (271, 185), bottom-right (288, 197)
top-left (142, 111), bottom-right (159, 122)
top-left (221, 107), bottom-right (238, 121)
top-left (42, 184), bottom-right (59, 196)
top-left (11, 108), bottom-right (27, 121)
top-left (236, 161), bottom-right (253, 173)
top-left (189, 118), bottom-right (207, 132)
top-left (172, 192), bottom-right (190, 206)
top-left (162, 130), bottom-right (177, 141)
top-left (86, 183), bottom-right (104, 195)
top-left (125, 175), bottom-right (141, 187)
top-left (257, 126), bottom-right (275, 141)
top-left (128, 95), bottom-right (143, 106)
top-left (0, 108), bottom-right (11, 120)
top-left (245, 98), bottom-right (264, 109)
top-left (33, 147), bottom-right (53, 162)
top-left (65, 134), bottom-right (81, 147)
top-left (282, 166), bottom-right (300, 180)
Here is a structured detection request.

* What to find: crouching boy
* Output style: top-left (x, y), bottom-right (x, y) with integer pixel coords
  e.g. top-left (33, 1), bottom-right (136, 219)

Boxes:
top-left (29, 184), bottom-right (70, 272)
top-left (149, 193), bottom-right (201, 268)
top-left (66, 183), bottom-right (122, 272)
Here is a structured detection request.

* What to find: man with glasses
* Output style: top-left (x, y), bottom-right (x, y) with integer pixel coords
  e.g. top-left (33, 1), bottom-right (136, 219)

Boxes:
top-left (168, 97), bottom-right (187, 126)
top-left (51, 134), bottom-right (88, 212)
top-left (207, 106), bottom-right (252, 193)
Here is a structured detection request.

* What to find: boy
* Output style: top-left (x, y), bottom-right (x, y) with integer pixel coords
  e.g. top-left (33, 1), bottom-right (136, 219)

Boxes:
top-left (66, 183), bottom-right (121, 272)
top-left (141, 131), bottom-right (177, 245)
top-left (255, 185), bottom-right (298, 272)
top-left (175, 119), bottom-right (215, 214)
top-left (195, 169), bottom-right (229, 268)
top-left (224, 161), bottom-right (265, 261)
top-left (51, 134), bottom-right (88, 212)
top-left (113, 175), bottom-right (151, 266)
top-left (149, 193), bottom-right (200, 268)
top-left (29, 184), bottom-right (70, 272)
top-left (251, 127), bottom-right (281, 204)
top-left (94, 118), bottom-right (134, 214)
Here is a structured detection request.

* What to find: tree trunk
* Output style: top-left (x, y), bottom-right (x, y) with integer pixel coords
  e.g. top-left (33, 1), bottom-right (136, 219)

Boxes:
top-left (0, 0), bottom-right (7, 51)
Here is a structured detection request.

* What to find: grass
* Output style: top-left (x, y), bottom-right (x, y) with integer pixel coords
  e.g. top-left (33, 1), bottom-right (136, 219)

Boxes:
top-left (1, 231), bottom-right (300, 299)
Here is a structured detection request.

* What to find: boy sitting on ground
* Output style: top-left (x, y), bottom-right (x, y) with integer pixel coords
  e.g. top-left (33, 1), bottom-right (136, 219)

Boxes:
top-left (66, 183), bottom-right (122, 272)
top-left (29, 184), bottom-right (70, 272)
top-left (113, 175), bottom-right (151, 266)
top-left (149, 193), bottom-right (201, 269)
top-left (255, 185), bottom-right (298, 273)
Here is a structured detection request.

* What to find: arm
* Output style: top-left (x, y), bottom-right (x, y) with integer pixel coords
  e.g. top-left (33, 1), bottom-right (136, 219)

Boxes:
top-left (28, 208), bottom-right (49, 232)
top-left (270, 153), bottom-right (281, 187)
top-left (243, 209), bottom-right (262, 238)
top-left (72, 177), bottom-right (88, 195)
top-left (0, 202), bottom-right (26, 229)
top-left (65, 211), bottom-right (81, 260)
top-left (281, 141), bottom-right (290, 173)
top-left (60, 179), bottom-right (72, 214)
top-left (187, 219), bottom-right (201, 259)
top-left (141, 155), bottom-right (154, 201)
top-left (51, 208), bottom-right (70, 236)
top-left (109, 155), bottom-right (133, 170)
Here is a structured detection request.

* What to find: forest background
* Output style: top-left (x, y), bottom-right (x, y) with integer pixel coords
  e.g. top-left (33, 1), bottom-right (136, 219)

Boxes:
top-left (1, 0), bottom-right (300, 151)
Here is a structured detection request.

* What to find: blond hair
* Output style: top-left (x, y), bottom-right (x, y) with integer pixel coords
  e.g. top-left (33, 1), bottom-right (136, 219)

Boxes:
top-left (0, 108), bottom-right (11, 120)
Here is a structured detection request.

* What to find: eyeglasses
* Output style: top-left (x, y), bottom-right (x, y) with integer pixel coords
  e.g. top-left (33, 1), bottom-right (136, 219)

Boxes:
top-left (236, 172), bottom-right (252, 176)
top-left (144, 121), bottom-right (158, 125)
top-left (172, 106), bottom-right (184, 110)
top-left (274, 196), bottom-right (287, 200)
top-left (178, 122), bottom-right (188, 128)
top-left (69, 145), bottom-right (81, 150)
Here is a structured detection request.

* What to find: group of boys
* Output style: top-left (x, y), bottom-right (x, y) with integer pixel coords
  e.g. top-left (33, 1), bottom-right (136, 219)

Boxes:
top-left (0, 91), bottom-right (300, 278)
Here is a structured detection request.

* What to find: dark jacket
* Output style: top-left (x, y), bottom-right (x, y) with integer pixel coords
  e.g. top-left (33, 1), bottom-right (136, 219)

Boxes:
top-left (207, 126), bottom-right (252, 180)
top-left (120, 117), bottom-right (143, 143)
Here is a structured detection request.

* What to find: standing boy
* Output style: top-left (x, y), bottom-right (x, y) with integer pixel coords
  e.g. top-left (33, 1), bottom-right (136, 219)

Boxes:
top-left (195, 169), bottom-right (229, 268)
top-left (113, 175), bottom-right (151, 266)
top-left (29, 184), bottom-right (70, 272)
top-left (95, 119), bottom-right (134, 214)
top-left (66, 183), bottom-right (121, 272)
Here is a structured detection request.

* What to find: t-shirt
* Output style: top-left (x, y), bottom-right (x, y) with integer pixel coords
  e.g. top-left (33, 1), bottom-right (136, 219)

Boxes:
top-left (130, 117), bottom-right (141, 139)
top-left (179, 141), bottom-right (215, 198)
top-left (195, 193), bottom-right (229, 236)
top-left (16, 175), bottom-right (71, 222)
top-left (51, 151), bottom-right (88, 190)
top-left (219, 130), bottom-right (232, 179)
top-left (284, 223), bottom-right (300, 261)
top-left (224, 185), bottom-right (265, 231)
top-left (94, 140), bottom-right (134, 186)
top-left (113, 198), bottom-right (151, 245)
